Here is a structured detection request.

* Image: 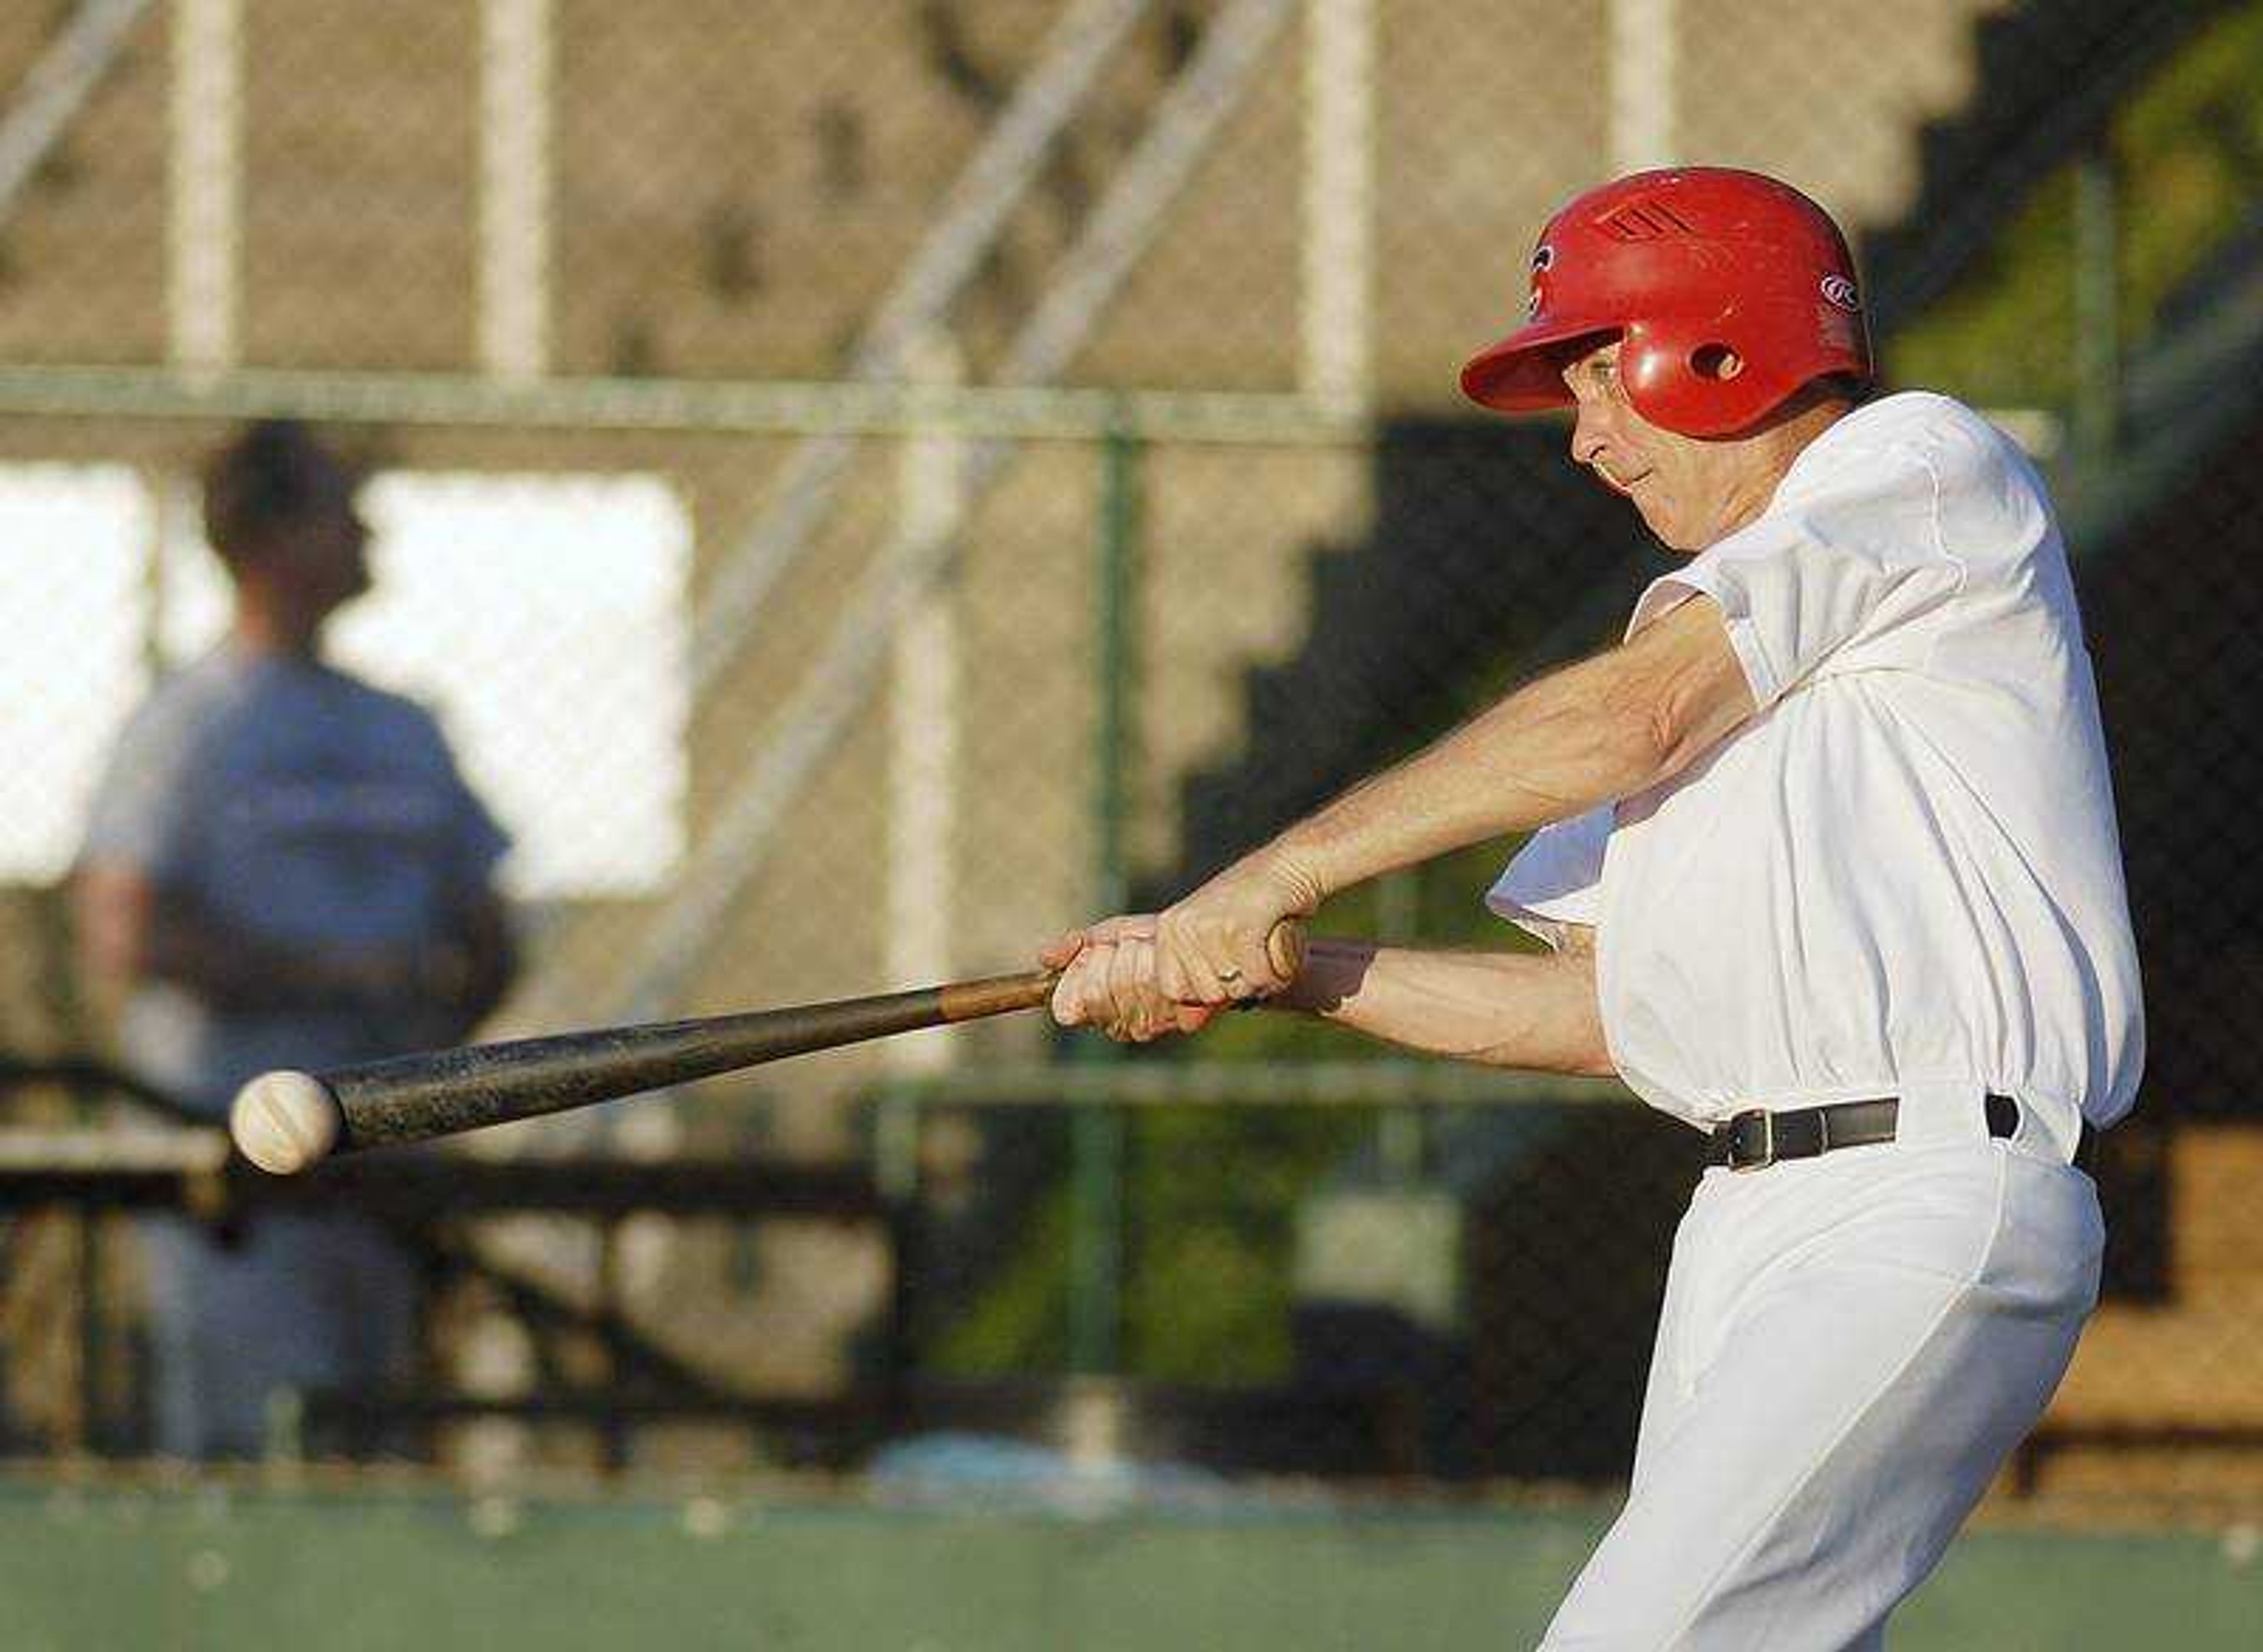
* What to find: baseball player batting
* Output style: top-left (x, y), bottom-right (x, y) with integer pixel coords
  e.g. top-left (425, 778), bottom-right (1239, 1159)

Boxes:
top-left (1045, 166), bottom-right (2140, 1647)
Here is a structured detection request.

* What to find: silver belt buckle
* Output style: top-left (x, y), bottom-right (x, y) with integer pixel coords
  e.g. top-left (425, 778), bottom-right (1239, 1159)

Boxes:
top-left (1731, 1108), bottom-right (1775, 1173)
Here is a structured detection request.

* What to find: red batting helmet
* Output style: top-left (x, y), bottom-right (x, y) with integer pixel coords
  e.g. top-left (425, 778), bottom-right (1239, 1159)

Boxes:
top-left (1460, 167), bottom-right (1872, 438)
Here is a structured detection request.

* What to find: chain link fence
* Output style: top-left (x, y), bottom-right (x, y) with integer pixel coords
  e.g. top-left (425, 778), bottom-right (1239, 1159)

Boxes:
top-left (0, 0), bottom-right (2257, 1522)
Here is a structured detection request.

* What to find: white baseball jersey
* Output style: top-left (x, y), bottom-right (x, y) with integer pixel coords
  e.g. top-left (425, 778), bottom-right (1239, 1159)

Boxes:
top-left (1489, 391), bottom-right (2143, 1160)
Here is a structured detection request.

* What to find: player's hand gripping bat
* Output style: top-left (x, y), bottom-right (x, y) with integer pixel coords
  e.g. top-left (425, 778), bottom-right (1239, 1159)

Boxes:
top-left (229, 922), bottom-right (1305, 1173)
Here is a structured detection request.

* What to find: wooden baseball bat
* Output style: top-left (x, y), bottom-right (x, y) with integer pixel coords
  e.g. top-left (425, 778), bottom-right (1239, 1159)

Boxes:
top-left (230, 924), bottom-right (1304, 1174)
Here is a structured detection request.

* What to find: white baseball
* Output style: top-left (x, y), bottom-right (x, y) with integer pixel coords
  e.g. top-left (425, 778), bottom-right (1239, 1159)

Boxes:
top-left (229, 1070), bottom-right (341, 1175)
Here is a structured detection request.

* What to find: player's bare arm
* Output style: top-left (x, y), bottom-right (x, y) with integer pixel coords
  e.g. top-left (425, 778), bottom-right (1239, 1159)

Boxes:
top-left (1272, 927), bottom-right (1609, 1075)
top-left (75, 862), bottom-right (513, 1021)
top-left (1144, 592), bottom-right (1754, 1004)
top-left (1049, 909), bottom-right (1611, 1076)
top-left (421, 890), bottom-right (519, 1041)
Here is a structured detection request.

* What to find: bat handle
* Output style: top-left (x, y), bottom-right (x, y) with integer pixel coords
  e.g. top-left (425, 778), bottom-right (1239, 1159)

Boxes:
top-left (939, 921), bottom-right (1304, 1021)
top-left (1027, 918), bottom-right (1308, 998)
top-left (938, 969), bottom-right (1063, 1021)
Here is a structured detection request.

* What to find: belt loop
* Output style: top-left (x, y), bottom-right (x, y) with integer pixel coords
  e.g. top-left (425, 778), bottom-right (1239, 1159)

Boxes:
top-left (1980, 1090), bottom-right (2094, 1168)
top-left (1984, 1093), bottom-right (2019, 1140)
top-left (1892, 1079), bottom-right (1990, 1150)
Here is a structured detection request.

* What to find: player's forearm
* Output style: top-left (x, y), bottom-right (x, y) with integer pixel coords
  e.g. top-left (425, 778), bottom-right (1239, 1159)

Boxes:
top-left (80, 869), bottom-right (496, 1016)
top-left (72, 870), bottom-right (309, 1010)
top-left (429, 893), bottom-right (518, 1039)
top-left (1269, 665), bottom-right (1657, 901)
top-left (141, 902), bottom-right (410, 1010)
top-left (1275, 937), bottom-right (1615, 1077)
top-left (1259, 599), bottom-right (1750, 906)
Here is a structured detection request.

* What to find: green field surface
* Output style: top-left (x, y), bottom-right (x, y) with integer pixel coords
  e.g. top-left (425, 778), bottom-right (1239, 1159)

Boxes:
top-left (2, 1478), bottom-right (2255, 1650)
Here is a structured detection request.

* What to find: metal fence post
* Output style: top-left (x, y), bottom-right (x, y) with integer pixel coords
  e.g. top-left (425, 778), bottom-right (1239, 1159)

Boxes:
top-left (1068, 414), bottom-right (1143, 1375)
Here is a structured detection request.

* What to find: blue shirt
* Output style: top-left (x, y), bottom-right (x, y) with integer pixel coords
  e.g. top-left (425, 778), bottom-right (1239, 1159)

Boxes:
top-left (81, 648), bottom-right (510, 1113)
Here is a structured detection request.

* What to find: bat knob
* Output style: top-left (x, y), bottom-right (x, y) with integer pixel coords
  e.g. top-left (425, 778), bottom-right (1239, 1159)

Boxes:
top-left (1265, 919), bottom-right (1307, 984)
top-left (230, 1070), bottom-right (343, 1175)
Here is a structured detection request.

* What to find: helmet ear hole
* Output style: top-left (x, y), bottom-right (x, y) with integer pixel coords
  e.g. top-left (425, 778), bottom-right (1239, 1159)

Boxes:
top-left (1622, 321), bottom-right (1773, 436)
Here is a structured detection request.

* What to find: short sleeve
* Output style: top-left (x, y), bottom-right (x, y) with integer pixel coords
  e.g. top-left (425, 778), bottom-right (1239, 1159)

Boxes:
top-left (419, 712), bottom-right (510, 895)
top-left (447, 764), bottom-right (510, 893)
top-left (1486, 804), bottom-right (1611, 950)
top-left (1630, 444), bottom-right (1965, 707)
top-left (78, 688), bottom-right (207, 883)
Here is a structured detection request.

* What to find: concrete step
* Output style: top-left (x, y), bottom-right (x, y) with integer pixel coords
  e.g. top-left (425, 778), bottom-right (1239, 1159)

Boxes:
top-left (2030, 1125), bottom-right (2263, 1497)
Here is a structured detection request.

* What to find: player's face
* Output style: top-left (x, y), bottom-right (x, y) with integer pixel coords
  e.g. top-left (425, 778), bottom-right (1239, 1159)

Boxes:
top-left (1561, 341), bottom-right (1753, 553)
top-left (291, 464), bottom-right (374, 615)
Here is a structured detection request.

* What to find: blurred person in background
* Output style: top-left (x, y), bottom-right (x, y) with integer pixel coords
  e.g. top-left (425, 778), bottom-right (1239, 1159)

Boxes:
top-left (74, 419), bottom-right (515, 1460)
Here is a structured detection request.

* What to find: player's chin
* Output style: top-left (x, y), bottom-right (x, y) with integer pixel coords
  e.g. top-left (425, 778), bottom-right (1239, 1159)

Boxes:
top-left (1633, 500), bottom-right (1703, 553)
top-left (1592, 467), bottom-right (1691, 546)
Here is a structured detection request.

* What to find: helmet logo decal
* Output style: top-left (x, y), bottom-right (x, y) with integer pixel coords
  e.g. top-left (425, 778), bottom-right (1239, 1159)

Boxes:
top-left (1820, 274), bottom-right (1860, 312)
top-left (1528, 244), bottom-right (1553, 316)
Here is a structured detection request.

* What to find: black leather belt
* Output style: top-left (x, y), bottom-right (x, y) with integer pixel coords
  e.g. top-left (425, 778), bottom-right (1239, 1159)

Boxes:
top-left (1707, 1093), bottom-right (2097, 1172)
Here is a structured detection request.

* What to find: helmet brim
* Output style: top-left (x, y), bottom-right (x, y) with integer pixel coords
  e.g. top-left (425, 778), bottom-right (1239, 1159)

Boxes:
top-left (1460, 319), bottom-right (1619, 413)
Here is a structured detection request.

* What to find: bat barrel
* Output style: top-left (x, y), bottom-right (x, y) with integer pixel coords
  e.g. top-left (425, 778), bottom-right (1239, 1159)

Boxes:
top-left (321, 970), bottom-right (1058, 1154)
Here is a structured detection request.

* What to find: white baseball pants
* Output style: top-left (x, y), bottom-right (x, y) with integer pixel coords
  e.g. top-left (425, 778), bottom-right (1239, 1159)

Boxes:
top-left (1539, 1130), bottom-right (2103, 1650)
